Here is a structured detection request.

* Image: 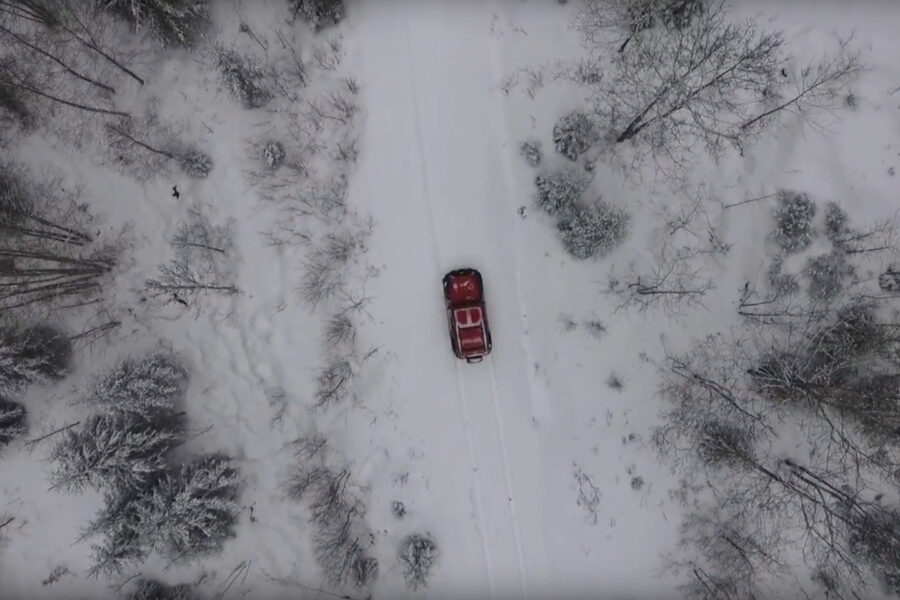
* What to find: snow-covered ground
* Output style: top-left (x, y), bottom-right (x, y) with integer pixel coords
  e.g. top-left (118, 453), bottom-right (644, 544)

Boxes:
top-left (2, 0), bottom-right (900, 598)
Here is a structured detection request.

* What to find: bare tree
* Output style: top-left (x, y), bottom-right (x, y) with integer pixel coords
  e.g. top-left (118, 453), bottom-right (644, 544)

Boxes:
top-left (146, 208), bottom-right (237, 305)
top-left (611, 193), bottom-right (723, 314)
top-left (105, 115), bottom-right (211, 180)
top-left (576, 0), bottom-right (859, 173)
top-left (0, 50), bottom-right (128, 118)
top-left (738, 37), bottom-right (863, 136)
top-left (0, 163), bottom-right (116, 311)
top-left (657, 298), bottom-right (900, 597)
top-left (0, 0), bottom-right (145, 84)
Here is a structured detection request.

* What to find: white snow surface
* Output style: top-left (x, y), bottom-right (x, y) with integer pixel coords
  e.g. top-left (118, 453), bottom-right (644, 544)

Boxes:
top-left (1, 0), bottom-right (899, 599)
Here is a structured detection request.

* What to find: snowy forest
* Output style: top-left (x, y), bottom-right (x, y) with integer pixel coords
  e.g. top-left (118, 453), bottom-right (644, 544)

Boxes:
top-left (1, 0), bottom-right (900, 599)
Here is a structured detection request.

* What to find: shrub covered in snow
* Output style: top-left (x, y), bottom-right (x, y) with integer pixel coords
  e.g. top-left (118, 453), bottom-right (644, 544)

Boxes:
top-left (398, 533), bottom-right (438, 590)
top-left (557, 201), bottom-right (629, 259)
top-left (101, 0), bottom-right (208, 47)
top-left (49, 413), bottom-right (182, 493)
top-left (179, 151), bottom-right (213, 179)
top-left (0, 322), bottom-right (70, 396)
top-left (261, 140), bottom-right (286, 170)
top-left (804, 250), bottom-right (854, 302)
top-left (126, 578), bottom-right (197, 600)
top-left (696, 420), bottom-right (754, 468)
top-left (519, 139), bottom-right (542, 167)
top-left (289, 0), bottom-right (345, 32)
top-left (533, 168), bottom-right (590, 217)
top-left (879, 266), bottom-right (900, 292)
top-left (0, 82), bottom-right (33, 136)
top-left (823, 201), bottom-right (849, 242)
top-left (0, 397), bottom-right (26, 447)
top-left (764, 256), bottom-right (799, 299)
top-left (214, 47), bottom-right (271, 109)
top-left (87, 352), bottom-right (189, 421)
top-left (552, 110), bottom-right (596, 161)
top-left (771, 190), bottom-right (816, 253)
top-left (288, 465), bottom-right (378, 587)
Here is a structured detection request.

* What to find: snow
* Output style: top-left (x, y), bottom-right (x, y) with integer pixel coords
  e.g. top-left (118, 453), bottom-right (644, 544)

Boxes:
top-left (2, 0), bottom-right (900, 598)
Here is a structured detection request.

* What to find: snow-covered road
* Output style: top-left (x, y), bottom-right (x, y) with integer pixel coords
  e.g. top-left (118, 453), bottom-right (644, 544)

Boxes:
top-left (351, 1), bottom-right (550, 597)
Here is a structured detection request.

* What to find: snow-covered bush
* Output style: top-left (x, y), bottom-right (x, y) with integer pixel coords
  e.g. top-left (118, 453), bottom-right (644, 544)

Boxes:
top-left (824, 201), bottom-right (849, 242)
top-left (324, 313), bottom-right (354, 347)
top-left (138, 454), bottom-right (241, 559)
top-left (0, 81), bottom-right (33, 137)
top-left (771, 190), bottom-right (816, 253)
top-left (300, 229), bottom-right (365, 308)
top-left (289, 0), bottom-right (345, 32)
top-left (314, 358), bottom-right (352, 408)
top-left (260, 140), bottom-right (286, 170)
top-left (214, 47), bottom-right (271, 109)
top-left (0, 397), bottom-right (26, 447)
top-left (398, 534), bottom-right (437, 590)
top-left (179, 151), bottom-right (212, 179)
top-left (126, 578), bottom-right (197, 600)
top-left (289, 466), bottom-right (377, 587)
top-left (533, 168), bottom-right (590, 217)
top-left (696, 420), bottom-right (754, 468)
top-left (557, 201), bottom-right (629, 259)
top-left (552, 110), bottom-right (597, 161)
top-left (87, 352), bottom-right (189, 421)
top-left (766, 257), bottom-right (799, 298)
top-left (101, 0), bottom-right (208, 46)
top-left (0, 322), bottom-right (70, 396)
top-left (804, 250), bottom-right (854, 302)
top-left (879, 267), bottom-right (900, 292)
top-left (519, 139), bottom-right (542, 167)
top-left (49, 414), bottom-right (182, 493)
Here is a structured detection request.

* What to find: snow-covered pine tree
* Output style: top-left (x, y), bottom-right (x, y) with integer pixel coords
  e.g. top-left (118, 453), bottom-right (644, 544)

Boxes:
top-left (533, 168), bottom-right (590, 218)
top-left (86, 490), bottom-right (148, 576)
top-left (0, 322), bottom-right (70, 396)
top-left (127, 578), bottom-right (197, 600)
top-left (87, 352), bottom-right (188, 420)
top-left (137, 453), bottom-right (241, 559)
top-left (557, 202), bottom-right (629, 259)
top-left (0, 397), bottom-right (26, 446)
top-left (101, 0), bottom-right (209, 47)
top-left (398, 533), bottom-right (438, 590)
top-left (214, 47), bottom-right (271, 109)
top-left (49, 413), bottom-right (182, 493)
top-left (289, 0), bottom-right (345, 32)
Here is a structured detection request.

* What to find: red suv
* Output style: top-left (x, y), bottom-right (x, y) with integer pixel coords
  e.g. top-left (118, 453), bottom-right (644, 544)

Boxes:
top-left (443, 268), bottom-right (492, 363)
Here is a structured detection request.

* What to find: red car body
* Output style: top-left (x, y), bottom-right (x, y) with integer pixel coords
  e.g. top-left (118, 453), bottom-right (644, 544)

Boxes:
top-left (443, 268), bottom-right (492, 363)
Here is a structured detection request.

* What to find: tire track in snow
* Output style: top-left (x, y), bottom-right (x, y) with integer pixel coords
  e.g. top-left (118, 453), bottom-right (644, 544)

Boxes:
top-left (487, 7), bottom-right (545, 423)
top-left (400, 10), bottom-right (498, 598)
top-left (486, 359), bottom-right (530, 599)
